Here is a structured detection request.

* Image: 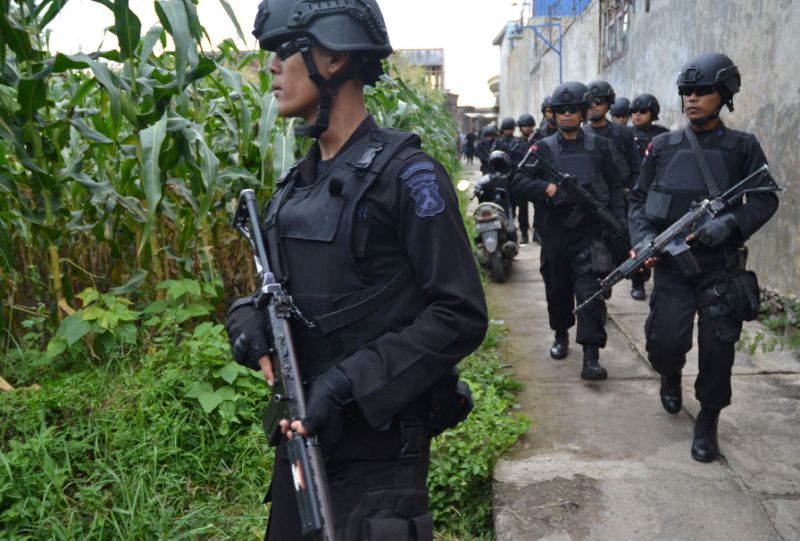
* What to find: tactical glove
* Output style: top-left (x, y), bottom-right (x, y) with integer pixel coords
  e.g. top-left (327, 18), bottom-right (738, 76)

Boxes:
top-left (693, 214), bottom-right (738, 248)
top-left (302, 365), bottom-right (353, 448)
top-left (224, 297), bottom-right (271, 371)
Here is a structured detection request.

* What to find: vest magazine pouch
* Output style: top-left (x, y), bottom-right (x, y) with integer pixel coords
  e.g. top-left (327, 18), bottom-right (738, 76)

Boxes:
top-left (727, 270), bottom-right (760, 321)
top-left (279, 189), bottom-right (346, 243)
top-left (345, 486), bottom-right (433, 541)
top-left (644, 189), bottom-right (672, 220)
top-left (590, 238), bottom-right (614, 275)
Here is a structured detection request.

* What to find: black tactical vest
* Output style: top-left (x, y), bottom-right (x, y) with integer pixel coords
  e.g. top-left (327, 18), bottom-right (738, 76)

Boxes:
top-left (262, 128), bottom-right (425, 377)
top-left (645, 127), bottom-right (743, 226)
top-left (541, 132), bottom-right (610, 205)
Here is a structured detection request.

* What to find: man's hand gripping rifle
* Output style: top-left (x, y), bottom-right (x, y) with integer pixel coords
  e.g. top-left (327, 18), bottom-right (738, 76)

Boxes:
top-left (233, 189), bottom-right (335, 541)
top-left (574, 164), bottom-right (780, 314)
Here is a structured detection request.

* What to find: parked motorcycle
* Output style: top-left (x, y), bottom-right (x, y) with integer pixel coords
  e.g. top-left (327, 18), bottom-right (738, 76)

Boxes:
top-left (459, 150), bottom-right (519, 283)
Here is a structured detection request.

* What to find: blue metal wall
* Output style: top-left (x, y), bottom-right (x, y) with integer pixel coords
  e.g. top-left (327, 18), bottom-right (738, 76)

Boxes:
top-left (533, 0), bottom-right (591, 17)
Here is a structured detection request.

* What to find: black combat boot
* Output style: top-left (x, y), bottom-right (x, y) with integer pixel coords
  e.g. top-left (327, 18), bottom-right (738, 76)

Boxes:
top-left (549, 331), bottom-right (569, 360)
top-left (520, 231), bottom-right (529, 245)
top-left (691, 407), bottom-right (720, 462)
top-left (630, 284), bottom-right (646, 301)
top-left (580, 345), bottom-right (607, 380)
top-left (659, 373), bottom-right (682, 414)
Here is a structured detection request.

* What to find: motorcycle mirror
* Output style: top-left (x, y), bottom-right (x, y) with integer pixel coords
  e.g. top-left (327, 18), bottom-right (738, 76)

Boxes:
top-left (456, 180), bottom-right (472, 192)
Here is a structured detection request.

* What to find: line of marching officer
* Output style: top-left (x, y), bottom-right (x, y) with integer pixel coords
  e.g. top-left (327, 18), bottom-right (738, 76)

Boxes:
top-left (511, 53), bottom-right (779, 464)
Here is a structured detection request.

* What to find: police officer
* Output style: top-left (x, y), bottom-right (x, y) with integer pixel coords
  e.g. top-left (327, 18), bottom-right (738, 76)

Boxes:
top-left (518, 113), bottom-right (537, 144)
top-left (535, 96), bottom-right (558, 140)
top-left (610, 96), bottom-right (631, 126)
top-left (225, 1), bottom-right (489, 538)
top-left (584, 80), bottom-right (638, 191)
top-left (630, 93), bottom-right (669, 157)
top-left (495, 117), bottom-right (530, 244)
top-left (627, 93), bottom-right (669, 300)
top-left (476, 124), bottom-right (497, 174)
top-left (628, 53), bottom-right (778, 462)
top-left (513, 81), bottom-right (627, 381)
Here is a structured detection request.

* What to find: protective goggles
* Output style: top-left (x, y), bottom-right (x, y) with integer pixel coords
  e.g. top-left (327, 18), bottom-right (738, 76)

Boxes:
top-left (275, 37), bottom-right (318, 61)
top-left (551, 104), bottom-right (581, 115)
top-left (678, 85), bottom-right (718, 97)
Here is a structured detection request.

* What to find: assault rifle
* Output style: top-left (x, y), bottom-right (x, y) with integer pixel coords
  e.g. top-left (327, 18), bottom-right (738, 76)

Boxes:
top-left (233, 189), bottom-right (335, 541)
top-left (518, 147), bottom-right (627, 238)
top-left (574, 164), bottom-right (780, 313)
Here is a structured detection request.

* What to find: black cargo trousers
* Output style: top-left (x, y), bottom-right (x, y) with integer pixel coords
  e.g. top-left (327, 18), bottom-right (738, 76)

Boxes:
top-left (539, 215), bottom-right (609, 347)
top-left (645, 255), bottom-right (744, 409)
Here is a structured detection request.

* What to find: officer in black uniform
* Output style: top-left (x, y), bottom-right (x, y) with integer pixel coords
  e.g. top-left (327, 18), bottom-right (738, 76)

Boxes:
top-left (535, 96), bottom-right (558, 140)
top-left (513, 81), bottom-right (627, 381)
top-left (584, 80), bottom-right (637, 190)
top-left (517, 113), bottom-right (539, 242)
top-left (476, 124), bottom-right (497, 174)
top-left (518, 113), bottom-right (537, 144)
top-left (629, 53), bottom-right (778, 463)
top-left (585, 80), bottom-right (642, 300)
top-left (225, 1), bottom-right (488, 538)
top-left (627, 93), bottom-right (669, 300)
top-left (610, 96), bottom-right (631, 126)
top-left (495, 117), bottom-right (530, 244)
top-left (630, 93), bottom-right (669, 157)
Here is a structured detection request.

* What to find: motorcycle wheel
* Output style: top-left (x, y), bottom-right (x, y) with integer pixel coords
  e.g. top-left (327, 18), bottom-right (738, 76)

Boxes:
top-left (489, 250), bottom-right (507, 283)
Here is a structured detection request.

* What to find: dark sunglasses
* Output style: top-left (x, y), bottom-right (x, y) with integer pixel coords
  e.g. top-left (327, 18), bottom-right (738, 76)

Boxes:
top-left (590, 96), bottom-right (610, 106)
top-left (552, 104), bottom-right (580, 115)
top-left (678, 85), bottom-right (718, 97)
top-left (631, 108), bottom-right (651, 115)
top-left (275, 37), bottom-right (317, 61)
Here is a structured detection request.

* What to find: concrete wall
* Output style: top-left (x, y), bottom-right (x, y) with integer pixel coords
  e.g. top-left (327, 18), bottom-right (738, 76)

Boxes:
top-left (497, 0), bottom-right (800, 296)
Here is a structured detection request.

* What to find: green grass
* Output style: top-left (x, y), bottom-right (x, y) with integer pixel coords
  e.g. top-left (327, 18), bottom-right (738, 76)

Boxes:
top-left (1, 316), bottom-right (526, 540)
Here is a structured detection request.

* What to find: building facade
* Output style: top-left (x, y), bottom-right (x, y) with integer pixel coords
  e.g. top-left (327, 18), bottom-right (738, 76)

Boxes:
top-left (496, 0), bottom-right (800, 296)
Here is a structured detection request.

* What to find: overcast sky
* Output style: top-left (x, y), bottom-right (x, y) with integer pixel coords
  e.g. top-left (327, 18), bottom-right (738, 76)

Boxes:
top-left (45, 0), bottom-right (522, 107)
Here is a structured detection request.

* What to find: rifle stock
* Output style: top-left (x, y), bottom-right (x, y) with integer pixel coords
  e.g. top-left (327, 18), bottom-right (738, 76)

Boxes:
top-left (233, 189), bottom-right (336, 541)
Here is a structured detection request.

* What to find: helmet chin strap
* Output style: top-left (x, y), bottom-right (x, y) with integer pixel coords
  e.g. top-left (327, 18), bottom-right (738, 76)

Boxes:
top-left (294, 46), bottom-right (352, 139)
top-left (689, 105), bottom-right (723, 127)
top-left (558, 124), bottom-right (580, 132)
top-left (588, 113), bottom-right (605, 122)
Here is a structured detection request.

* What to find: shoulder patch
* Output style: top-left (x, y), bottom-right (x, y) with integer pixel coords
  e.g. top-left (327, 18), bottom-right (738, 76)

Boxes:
top-left (399, 160), bottom-right (445, 218)
top-left (399, 161), bottom-right (434, 181)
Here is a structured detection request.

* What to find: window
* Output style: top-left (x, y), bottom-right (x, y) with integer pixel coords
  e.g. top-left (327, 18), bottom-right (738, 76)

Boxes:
top-left (602, 0), bottom-right (633, 66)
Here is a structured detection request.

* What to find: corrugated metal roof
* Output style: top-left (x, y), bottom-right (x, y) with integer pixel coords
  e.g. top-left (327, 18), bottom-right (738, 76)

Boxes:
top-left (396, 49), bottom-right (444, 67)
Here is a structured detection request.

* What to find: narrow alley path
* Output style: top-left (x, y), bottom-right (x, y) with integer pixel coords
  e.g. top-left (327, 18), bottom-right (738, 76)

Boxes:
top-left (458, 162), bottom-right (800, 540)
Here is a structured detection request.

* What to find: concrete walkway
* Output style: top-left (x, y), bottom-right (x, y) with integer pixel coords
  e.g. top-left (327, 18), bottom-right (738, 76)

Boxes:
top-left (475, 178), bottom-right (800, 539)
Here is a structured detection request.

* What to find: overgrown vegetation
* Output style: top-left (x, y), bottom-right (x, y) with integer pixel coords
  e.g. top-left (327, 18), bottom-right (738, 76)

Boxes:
top-left (737, 290), bottom-right (800, 355)
top-left (1, 1), bottom-right (527, 539)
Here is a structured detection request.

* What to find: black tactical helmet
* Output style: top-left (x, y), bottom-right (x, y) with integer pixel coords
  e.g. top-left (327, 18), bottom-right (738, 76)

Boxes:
top-left (676, 52), bottom-right (740, 111)
top-left (540, 95), bottom-right (552, 113)
top-left (609, 97), bottom-right (630, 117)
top-left (253, 0), bottom-right (391, 57)
top-left (631, 93), bottom-right (661, 120)
top-left (500, 117), bottom-right (516, 131)
top-left (586, 80), bottom-right (616, 103)
top-left (517, 113), bottom-right (536, 127)
top-left (482, 124), bottom-right (497, 137)
top-left (551, 81), bottom-right (589, 110)
top-left (488, 150), bottom-right (511, 174)
top-left (253, 0), bottom-right (392, 137)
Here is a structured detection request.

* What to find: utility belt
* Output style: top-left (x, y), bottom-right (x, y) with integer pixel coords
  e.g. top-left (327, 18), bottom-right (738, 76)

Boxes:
top-left (696, 247), bottom-right (760, 322)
